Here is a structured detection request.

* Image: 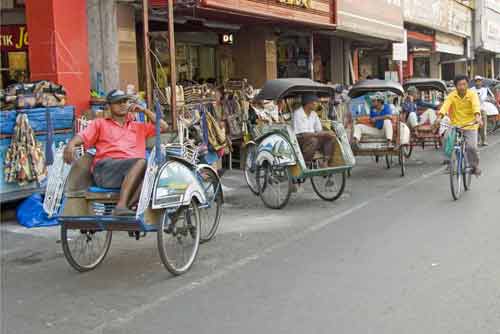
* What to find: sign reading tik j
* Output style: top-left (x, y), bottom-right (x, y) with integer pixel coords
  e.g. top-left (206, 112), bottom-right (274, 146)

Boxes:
top-left (0, 25), bottom-right (28, 52)
top-left (220, 33), bottom-right (234, 45)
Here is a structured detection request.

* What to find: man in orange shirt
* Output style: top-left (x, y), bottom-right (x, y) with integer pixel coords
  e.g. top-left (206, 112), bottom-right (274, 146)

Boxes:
top-left (63, 90), bottom-right (168, 215)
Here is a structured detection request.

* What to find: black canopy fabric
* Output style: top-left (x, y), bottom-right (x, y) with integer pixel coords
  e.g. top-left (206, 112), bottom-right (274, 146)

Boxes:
top-left (254, 78), bottom-right (334, 101)
top-left (403, 78), bottom-right (447, 92)
top-left (348, 79), bottom-right (405, 98)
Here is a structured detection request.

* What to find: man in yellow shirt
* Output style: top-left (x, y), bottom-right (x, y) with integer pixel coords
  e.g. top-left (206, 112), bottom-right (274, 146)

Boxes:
top-left (435, 75), bottom-right (483, 176)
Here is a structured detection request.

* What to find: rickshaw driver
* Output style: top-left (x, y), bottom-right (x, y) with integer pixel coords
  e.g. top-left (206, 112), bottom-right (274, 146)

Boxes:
top-left (352, 92), bottom-right (395, 146)
top-left (63, 89), bottom-right (169, 216)
top-left (293, 94), bottom-right (336, 168)
top-left (434, 75), bottom-right (483, 176)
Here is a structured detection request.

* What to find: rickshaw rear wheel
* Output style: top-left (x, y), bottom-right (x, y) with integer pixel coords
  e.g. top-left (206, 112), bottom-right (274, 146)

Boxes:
top-left (157, 201), bottom-right (201, 275)
top-left (244, 143), bottom-right (259, 195)
top-left (385, 155), bottom-right (392, 169)
top-left (311, 171), bottom-right (346, 201)
top-left (197, 167), bottom-right (223, 243)
top-left (256, 162), bottom-right (292, 210)
top-left (61, 225), bottom-right (112, 272)
top-left (403, 144), bottom-right (413, 159)
top-left (399, 148), bottom-right (406, 177)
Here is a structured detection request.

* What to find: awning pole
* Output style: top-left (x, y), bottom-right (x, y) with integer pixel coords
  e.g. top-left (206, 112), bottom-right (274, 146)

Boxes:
top-left (491, 56), bottom-right (495, 79)
top-left (142, 0), bottom-right (153, 109)
top-left (168, 0), bottom-right (177, 130)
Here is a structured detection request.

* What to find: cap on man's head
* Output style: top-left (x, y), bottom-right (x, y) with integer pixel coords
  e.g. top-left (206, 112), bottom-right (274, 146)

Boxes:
top-left (107, 89), bottom-right (129, 104)
top-left (370, 92), bottom-right (385, 102)
top-left (407, 86), bottom-right (418, 94)
top-left (302, 94), bottom-right (319, 106)
top-left (474, 75), bottom-right (483, 81)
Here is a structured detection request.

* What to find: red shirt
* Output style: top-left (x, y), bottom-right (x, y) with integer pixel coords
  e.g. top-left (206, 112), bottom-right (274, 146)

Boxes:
top-left (79, 115), bottom-right (156, 168)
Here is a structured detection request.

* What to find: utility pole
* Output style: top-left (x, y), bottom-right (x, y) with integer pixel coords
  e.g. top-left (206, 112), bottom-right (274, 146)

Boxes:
top-left (168, 0), bottom-right (177, 130)
top-left (142, 0), bottom-right (153, 109)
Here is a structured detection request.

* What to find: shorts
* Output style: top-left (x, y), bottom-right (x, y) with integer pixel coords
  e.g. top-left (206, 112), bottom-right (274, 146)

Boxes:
top-left (93, 158), bottom-right (142, 189)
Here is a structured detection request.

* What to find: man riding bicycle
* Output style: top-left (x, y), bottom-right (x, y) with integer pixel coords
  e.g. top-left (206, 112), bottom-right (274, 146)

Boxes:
top-left (435, 75), bottom-right (483, 176)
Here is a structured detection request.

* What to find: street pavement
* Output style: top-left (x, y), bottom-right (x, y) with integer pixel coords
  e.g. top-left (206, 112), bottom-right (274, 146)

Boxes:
top-left (1, 132), bottom-right (499, 334)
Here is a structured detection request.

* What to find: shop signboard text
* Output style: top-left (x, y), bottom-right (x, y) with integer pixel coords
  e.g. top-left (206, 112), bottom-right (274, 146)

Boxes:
top-left (0, 25), bottom-right (28, 52)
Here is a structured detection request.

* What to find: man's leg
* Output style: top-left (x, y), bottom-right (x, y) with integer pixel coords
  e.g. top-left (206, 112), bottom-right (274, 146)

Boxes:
top-left (407, 112), bottom-right (418, 128)
top-left (353, 124), bottom-right (382, 142)
top-left (116, 159), bottom-right (147, 210)
top-left (463, 130), bottom-right (480, 175)
top-left (316, 131), bottom-right (336, 167)
top-left (480, 109), bottom-right (488, 145)
top-left (297, 134), bottom-right (319, 162)
top-left (383, 119), bottom-right (393, 142)
top-left (399, 123), bottom-right (411, 145)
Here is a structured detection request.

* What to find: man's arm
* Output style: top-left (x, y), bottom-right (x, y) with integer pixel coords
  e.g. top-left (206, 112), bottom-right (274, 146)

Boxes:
top-left (134, 105), bottom-right (169, 133)
top-left (63, 135), bottom-right (85, 164)
top-left (313, 113), bottom-right (322, 133)
top-left (471, 91), bottom-right (483, 125)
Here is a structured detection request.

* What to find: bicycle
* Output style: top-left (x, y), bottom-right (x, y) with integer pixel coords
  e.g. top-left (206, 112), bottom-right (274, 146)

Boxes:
top-left (441, 122), bottom-right (477, 201)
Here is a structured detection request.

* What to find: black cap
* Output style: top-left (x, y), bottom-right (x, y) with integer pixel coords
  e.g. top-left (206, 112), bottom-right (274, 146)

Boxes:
top-left (106, 89), bottom-right (130, 104)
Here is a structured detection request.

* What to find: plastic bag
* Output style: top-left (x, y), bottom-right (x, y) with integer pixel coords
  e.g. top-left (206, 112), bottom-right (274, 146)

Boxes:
top-left (444, 128), bottom-right (456, 158)
top-left (16, 193), bottom-right (60, 228)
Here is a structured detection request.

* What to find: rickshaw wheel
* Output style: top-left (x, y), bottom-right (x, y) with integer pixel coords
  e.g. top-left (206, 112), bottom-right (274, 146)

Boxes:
top-left (311, 171), bottom-right (346, 202)
top-left (157, 201), bottom-right (201, 275)
top-left (198, 167), bottom-right (223, 243)
top-left (385, 155), bottom-right (392, 169)
top-left (244, 144), bottom-right (259, 195)
top-left (403, 144), bottom-right (413, 159)
top-left (256, 162), bottom-right (292, 210)
top-left (61, 226), bottom-right (112, 272)
top-left (399, 148), bottom-right (406, 177)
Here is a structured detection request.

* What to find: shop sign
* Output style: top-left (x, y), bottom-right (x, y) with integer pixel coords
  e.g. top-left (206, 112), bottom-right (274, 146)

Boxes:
top-left (393, 30), bottom-right (408, 61)
top-left (483, 14), bottom-right (500, 53)
top-left (485, 0), bottom-right (500, 13)
top-left (435, 31), bottom-right (464, 55)
top-left (219, 33), bottom-right (234, 45)
top-left (278, 0), bottom-right (311, 8)
top-left (448, 1), bottom-right (472, 37)
top-left (0, 25), bottom-right (28, 52)
top-left (337, 0), bottom-right (404, 41)
top-left (403, 0), bottom-right (448, 31)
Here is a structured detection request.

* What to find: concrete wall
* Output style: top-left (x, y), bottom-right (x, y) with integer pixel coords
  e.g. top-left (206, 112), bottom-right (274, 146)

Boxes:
top-left (330, 37), bottom-right (346, 84)
top-left (117, 3), bottom-right (139, 89)
top-left (87, 0), bottom-right (119, 93)
top-left (430, 53), bottom-right (441, 79)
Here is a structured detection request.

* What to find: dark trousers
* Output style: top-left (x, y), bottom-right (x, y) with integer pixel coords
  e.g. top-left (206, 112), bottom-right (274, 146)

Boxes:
top-left (297, 132), bottom-right (335, 162)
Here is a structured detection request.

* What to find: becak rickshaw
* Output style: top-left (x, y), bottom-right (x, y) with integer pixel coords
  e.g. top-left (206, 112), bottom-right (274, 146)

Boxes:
top-left (347, 79), bottom-right (410, 177)
top-left (244, 78), bottom-right (355, 209)
top-left (43, 100), bottom-right (223, 276)
top-left (402, 78), bottom-right (448, 157)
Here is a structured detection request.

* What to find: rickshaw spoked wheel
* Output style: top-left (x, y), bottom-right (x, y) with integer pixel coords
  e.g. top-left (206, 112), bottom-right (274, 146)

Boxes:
top-left (399, 148), bottom-right (406, 177)
top-left (311, 171), bottom-right (346, 202)
top-left (157, 201), bottom-right (201, 275)
top-left (61, 225), bottom-right (112, 272)
top-left (256, 161), bottom-right (292, 210)
top-left (403, 144), bottom-right (413, 159)
top-left (197, 167), bottom-right (223, 243)
top-left (244, 143), bottom-right (259, 195)
top-left (385, 155), bottom-right (393, 169)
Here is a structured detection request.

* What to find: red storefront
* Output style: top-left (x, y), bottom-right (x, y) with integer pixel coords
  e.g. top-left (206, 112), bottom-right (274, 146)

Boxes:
top-left (1, 0), bottom-right (91, 115)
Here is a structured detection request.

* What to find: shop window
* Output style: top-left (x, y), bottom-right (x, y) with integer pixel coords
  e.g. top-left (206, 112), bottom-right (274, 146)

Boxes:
top-left (277, 34), bottom-right (311, 78)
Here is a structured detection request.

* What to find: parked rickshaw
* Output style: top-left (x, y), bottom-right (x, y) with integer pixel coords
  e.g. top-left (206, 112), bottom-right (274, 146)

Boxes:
top-left (43, 102), bottom-right (223, 276)
top-left (402, 78), bottom-right (447, 157)
top-left (244, 79), bottom-right (355, 209)
top-left (348, 80), bottom-right (409, 177)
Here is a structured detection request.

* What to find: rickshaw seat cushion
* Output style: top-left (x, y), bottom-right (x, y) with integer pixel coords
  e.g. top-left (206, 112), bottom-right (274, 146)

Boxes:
top-left (87, 186), bottom-right (120, 193)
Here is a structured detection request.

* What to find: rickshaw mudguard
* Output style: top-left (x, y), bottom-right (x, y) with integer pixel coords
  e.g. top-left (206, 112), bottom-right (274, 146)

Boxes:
top-left (196, 164), bottom-right (224, 203)
top-left (255, 132), bottom-right (298, 167)
top-left (152, 160), bottom-right (207, 210)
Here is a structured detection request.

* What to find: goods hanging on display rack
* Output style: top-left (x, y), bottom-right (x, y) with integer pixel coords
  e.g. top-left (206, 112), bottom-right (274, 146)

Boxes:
top-left (2, 81), bottom-right (67, 110)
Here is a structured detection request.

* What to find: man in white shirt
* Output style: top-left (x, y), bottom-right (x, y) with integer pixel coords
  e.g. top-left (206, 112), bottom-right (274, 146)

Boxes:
top-left (293, 94), bottom-right (336, 168)
top-left (470, 75), bottom-right (489, 146)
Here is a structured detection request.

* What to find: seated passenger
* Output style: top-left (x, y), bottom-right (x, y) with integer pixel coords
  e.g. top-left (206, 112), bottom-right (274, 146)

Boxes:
top-left (353, 92), bottom-right (410, 146)
top-left (63, 89), bottom-right (168, 216)
top-left (403, 86), bottom-right (439, 132)
top-left (293, 94), bottom-right (336, 168)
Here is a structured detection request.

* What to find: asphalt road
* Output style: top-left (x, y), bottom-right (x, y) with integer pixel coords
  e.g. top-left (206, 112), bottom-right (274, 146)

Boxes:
top-left (1, 132), bottom-right (499, 334)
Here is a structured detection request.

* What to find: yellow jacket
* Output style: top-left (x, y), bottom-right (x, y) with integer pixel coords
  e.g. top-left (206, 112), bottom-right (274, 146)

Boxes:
top-left (439, 89), bottom-right (480, 130)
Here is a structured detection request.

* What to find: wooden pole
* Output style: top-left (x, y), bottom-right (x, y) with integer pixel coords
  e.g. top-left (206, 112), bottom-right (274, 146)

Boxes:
top-left (168, 0), bottom-right (177, 130)
top-left (142, 0), bottom-right (153, 109)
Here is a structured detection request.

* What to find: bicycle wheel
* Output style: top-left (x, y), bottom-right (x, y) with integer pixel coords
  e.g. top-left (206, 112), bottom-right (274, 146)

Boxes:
top-left (244, 144), bottom-right (259, 195)
top-left (256, 162), bottom-right (292, 209)
top-left (311, 171), bottom-right (346, 201)
top-left (61, 225), bottom-right (112, 272)
top-left (157, 202), bottom-right (201, 275)
top-left (449, 149), bottom-right (463, 201)
top-left (198, 167), bottom-right (223, 243)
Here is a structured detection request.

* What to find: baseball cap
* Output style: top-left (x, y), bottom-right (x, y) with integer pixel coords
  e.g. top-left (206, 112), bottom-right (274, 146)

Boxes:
top-left (407, 85), bottom-right (418, 93)
top-left (474, 75), bottom-right (483, 81)
top-left (370, 92), bottom-right (385, 101)
top-left (106, 89), bottom-right (130, 104)
top-left (302, 94), bottom-right (320, 106)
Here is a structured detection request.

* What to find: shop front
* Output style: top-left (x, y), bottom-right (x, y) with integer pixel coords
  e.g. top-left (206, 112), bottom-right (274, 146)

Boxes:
top-left (147, 0), bottom-right (335, 88)
top-left (474, 0), bottom-right (500, 78)
top-left (334, 0), bottom-right (404, 83)
top-left (0, 24), bottom-right (29, 88)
